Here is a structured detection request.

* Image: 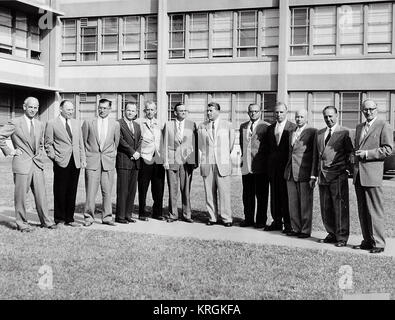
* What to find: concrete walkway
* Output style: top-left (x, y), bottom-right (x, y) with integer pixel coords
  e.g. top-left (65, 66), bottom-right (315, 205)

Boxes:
top-left (1, 206), bottom-right (394, 258)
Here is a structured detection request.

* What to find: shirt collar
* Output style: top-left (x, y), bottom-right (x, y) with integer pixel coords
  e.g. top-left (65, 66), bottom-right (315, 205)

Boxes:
top-left (296, 124), bottom-right (307, 132)
top-left (366, 117), bottom-right (377, 127)
top-left (24, 114), bottom-right (33, 124)
top-left (327, 123), bottom-right (338, 132)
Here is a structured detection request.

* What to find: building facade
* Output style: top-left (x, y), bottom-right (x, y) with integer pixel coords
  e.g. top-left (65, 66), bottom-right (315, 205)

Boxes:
top-left (1, 0), bottom-right (395, 145)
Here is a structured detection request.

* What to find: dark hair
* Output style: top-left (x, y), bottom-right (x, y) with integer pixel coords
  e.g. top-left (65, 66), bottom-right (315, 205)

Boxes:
top-left (322, 105), bottom-right (338, 114)
top-left (99, 98), bottom-right (112, 107)
top-left (208, 102), bottom-right (220, 111)
top-left (248, 103), bottom-right (261, 111)
top-left (174, 102), bottom-right (185, 112)
top-left (60, 99), bottom-right (73, 108)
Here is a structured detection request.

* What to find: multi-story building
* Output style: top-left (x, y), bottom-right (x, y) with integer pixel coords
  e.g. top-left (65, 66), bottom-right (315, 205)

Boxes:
top-left (1, 0), bottom-right (395, 152)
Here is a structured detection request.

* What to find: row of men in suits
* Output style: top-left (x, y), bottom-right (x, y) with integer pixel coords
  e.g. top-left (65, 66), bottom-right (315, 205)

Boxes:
top-left (241, 101), bottom-right (392, 254)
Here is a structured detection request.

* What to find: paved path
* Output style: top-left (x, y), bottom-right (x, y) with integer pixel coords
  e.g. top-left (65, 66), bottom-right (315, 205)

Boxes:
top-left (1, 206), bottom-right (394, 258)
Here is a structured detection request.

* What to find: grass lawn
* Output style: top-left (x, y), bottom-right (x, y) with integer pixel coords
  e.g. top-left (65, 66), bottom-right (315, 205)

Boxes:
top-left (0, 227), bottom-right (394, 300)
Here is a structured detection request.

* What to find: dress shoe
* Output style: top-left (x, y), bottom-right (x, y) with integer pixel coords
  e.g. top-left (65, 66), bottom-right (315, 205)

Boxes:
top-left (115, 219), bottom-right (128, 224)
top-left (183, 218), bottom-right (194, 223)
top-left (263, 223), bottom-right (282, 231)
top-left (318, 235), bottom-right (336, 243)
top-left (42, 224), bottom-right (57, 229)
top-left (102, 221), bottom-right (116, 226)
top-left (18, 227), bottom-right (34, 233)
top-left (335, 240), bottom-right (347, 247)
top-left (352, 243), bottom-right (373, 250)
top-left (297, 233), bottom-right (310, 239)
top-left (83, 221), bottom-right (93, 227)
top-left (125, 217), bottom-right (136, 223)
top-left (223, 222), bottom-right (232, 227)
top-left (286, 231), bottom-right (299, 237)
top-left (282, 228), bottom-right (292, 234)
top-left (254, 223), bottom-right (266, 229)
top-left (240, 221), bottom-right (254, 228)
top-left (65, 222), bottom-right (81, 227)
top-left (139, 217), bottom-right (149, 221)
top-left (152, 216), bottom-right (166, 221)
top-left (206, 221), bottom-right (216, 226)
top-left (369, 247), bottom-right (384, 254)
top-left (167, 218), bottom-right (177, 223)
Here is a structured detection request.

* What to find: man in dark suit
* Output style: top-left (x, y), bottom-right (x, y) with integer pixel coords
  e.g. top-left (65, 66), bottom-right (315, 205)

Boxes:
top-left (239, 103), bottom-right (270, 229)
top-left (284, 109), bottom-right (317, 238)
top-left (163, 103), bottom-right (198, 223)
top-left (353, 99), bottom-right (393, 254)
top-left (115, 103), bottom-right (142, 224)
top-left (82, 98), bottom-right (120, 227)
top-left (312, 106), bottom-right (353, 247)
top-left (265, 102), bottom-right (297, 233)
top-left (0, 97), bottom-right (56, 232)
top-left (45, 99), bottom-right (86, 227)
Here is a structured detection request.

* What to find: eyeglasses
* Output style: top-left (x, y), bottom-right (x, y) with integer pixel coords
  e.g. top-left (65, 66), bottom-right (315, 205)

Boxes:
top-left (248, 110), bottom-right (261, 113)
top-left (362, 108), bottom-right (377, 113)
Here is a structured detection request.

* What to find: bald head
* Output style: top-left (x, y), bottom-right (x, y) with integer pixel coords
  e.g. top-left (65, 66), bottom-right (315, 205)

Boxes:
top-left (361, 99), bottom-right (378, 122)
top-left (23, 96), bottom-right (39, 119)
top-left (295, 109), bottom-right (308, 128)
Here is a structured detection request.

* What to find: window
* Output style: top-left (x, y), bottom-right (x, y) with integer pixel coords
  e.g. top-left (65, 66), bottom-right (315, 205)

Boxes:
top-left (211, 93), bottom-right (232, 121)
top-left (62, 19), bottom-right (77, 61)
top-left (0, 89), bottom-right (11, 126)
top-left (187, 93), bottom-right (207, 124)
top-left (190, 13), bottom-right (209, 58)
top-left (0, 7), bottom-right (12, 55)
top-left (261, 9), bottom-right (279, 57)
top-left (80, 18), bottom-right (98, 61)
top-left (122, 16), bottom-right (140, 60)
top-left (339, 92), bottom-right (361, 129)
top-left (263, 93), bottom-right (277, 123)
top-left (14, 12), bottom-right (28, 58)
top-left (169, 14), bottom-right (185, 58)
top-left (145, 16), bottom-right (157, 59)
top-left (235, 93), bottom-right (257, 128)
top-left (311, 92), bottom-right (335, 128)
top-left (168, 93), bottom-right (184, 120)
top-left (79, 93), bottom-right (97, 120)
top-left (212, 11), bottom-right (233, 57)
top-left (367, 91), bottom-right (390, 121)
top-left (101, 17), bottom-right (119, 61)
top-left (237, 10), bottom-right (258, 57)
top-left (290, 8), bottom-right (309, 56)
top-left (339, 5), bottom-right (363, 55)
top-left (312, 6), bottom-right (336, 55)
top-left (367, 3), bottom-right (392, 54)
top-left (288, 92), bottom-right (307, 121)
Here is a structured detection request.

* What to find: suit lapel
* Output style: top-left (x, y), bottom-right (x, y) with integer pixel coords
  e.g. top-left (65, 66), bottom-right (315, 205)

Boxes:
top-left (359, 120), bottom-right (378, 147)
top-left (318, 130), bottom-right (325, 153)
top-left (57, 117), bottom-right (72, 143)
top-left (33, 118), bottom-right (40, 153)
top-left (121, 119), bottom-right (135, 140)
top-left (20, 117), bottom-right (35, 152)
top-left (205, 122), bottom-right (214, 142)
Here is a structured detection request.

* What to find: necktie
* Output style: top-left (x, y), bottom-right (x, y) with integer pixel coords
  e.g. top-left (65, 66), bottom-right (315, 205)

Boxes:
top-left (30, 120), bottom-right (36, 153)
top-left (99, 119), bottom-right (106, 148)
top-left (275, 124), bottom-right (281, 145)
top-left (292, 129), bottom-right (300, 147)
top-left (176, 122), bottom-right (182, 143)
top-left (65, 119), bottom-right (72, 140)
top-left (324, 128), bottom-right (332, 147)
top-left (129, 121), bottom-right (134, 134)
top-left (359, 123), bottom-right (370, 144)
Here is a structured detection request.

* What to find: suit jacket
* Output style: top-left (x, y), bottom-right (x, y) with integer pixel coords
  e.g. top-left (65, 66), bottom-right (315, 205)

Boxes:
top-left (138, 118), bottom-right (165, 163)
top-left (198, 119), bottom-right (235, 177)
top-left (267, 120), bottom-right (297, 176)
top-left (0, 116), bottom-right (45, 174)
top-left (284, 126), bottom-right (317, 182)
top-left (239, 120), bottom-right (270, 175)
top-left (82, 118), bottom-right (120, 171)
top-left (312, 125), bottom-right (353, 184)
top-left (116, 118), bottom-right (142, 170)
top-left (164, 119), bottom-right (198, 170)
top-left (45, 116), bottom-right (86, 168)
top-left (353, 119), bottom-right (393, 187)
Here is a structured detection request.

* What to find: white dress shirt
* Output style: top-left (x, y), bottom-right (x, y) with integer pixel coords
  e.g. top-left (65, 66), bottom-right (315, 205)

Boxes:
top-left (97, 117), bottom-right (109, 145)
top-left (58, 115), bottom-right (73, 135)
top-left (275, 120), bottom-right (287, 145)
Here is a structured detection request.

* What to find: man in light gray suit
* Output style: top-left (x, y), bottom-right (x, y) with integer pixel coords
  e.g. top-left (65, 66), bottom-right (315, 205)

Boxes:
top-left (284, 109), bottom-right (316, 238)
top-left (0, 97), bottom-right (56, 232)
top-left (312, 106), bottom-right (353, 247)
top-left (163, 103), bottom-right (198, 223)
top-left (45, 100), bottom-right (86, 227)
top-left (198, 102), bottom-right (235, 227)
top-left (82, 98), bottom-right (120, 227)
top-left (353, 99), bottom-right (393, 254)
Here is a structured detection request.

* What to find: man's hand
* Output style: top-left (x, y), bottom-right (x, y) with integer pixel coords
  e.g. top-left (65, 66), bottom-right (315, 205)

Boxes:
top-left (11, 149), bottom-right (22, 157)
top-left (81, 160), bottom-right (87, 168)
top-left (355, 150), bottom-right (367, 160)
top-left (163, 162), bottom-right (169, 170)
top-left (131, 151), bottom-right (140, 160)
top-left (309, 178), bottom-right (316, 189)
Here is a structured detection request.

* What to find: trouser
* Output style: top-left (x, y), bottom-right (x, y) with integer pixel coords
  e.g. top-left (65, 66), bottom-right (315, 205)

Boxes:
top-left (269, 169), bottom-right (290, 229)
top-left (355, 174), bottom-right (385, 248)
top-left (53, 158), bottom-right (80, 224)
top-left (287, 180), bottom-right (313, 235)
top-left (116, 168), bottom-right (138, 221)
top-left (167, 164), bottom-right (194, 220)
top-left (84, 168), bottom-right (115, 223)
top-left (242, 172), bottom-right (269, 225)
top-left (319, 174), bottom-right (350, 242)
top-left (14, 164), bottom-right (54, 229)
top-left (202, 164), bottom-right (232, 224)
top-left (138, 161), bottom-right (165, 218)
